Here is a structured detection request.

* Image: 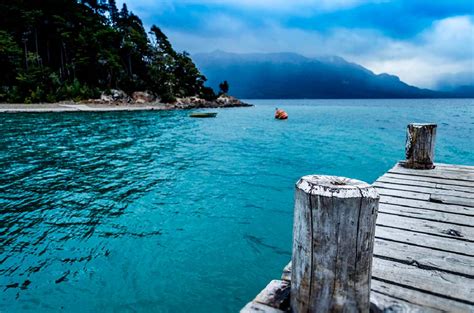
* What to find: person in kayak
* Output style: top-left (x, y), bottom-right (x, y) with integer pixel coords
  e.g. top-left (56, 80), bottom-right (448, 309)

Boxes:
top-left (275, 108), bottom-right (288, 119)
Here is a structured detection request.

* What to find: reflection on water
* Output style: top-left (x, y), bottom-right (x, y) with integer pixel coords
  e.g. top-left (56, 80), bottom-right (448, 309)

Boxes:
top-left (1, 99), bottom-right (473, 312)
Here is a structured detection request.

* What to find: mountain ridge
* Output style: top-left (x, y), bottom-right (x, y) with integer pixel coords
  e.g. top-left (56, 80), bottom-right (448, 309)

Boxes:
top-left (193, 51), bottom-right (459, 99)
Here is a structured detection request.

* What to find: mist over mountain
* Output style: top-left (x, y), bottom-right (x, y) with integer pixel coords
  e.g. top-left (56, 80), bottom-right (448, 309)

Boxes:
top-left (193, 51), bottom-right (463, 99)
top-left (435, 71), bottom-right (474, 97)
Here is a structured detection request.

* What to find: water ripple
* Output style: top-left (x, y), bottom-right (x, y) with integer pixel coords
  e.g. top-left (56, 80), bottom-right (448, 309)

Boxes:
top-left (1, 100), bottom-right (473, 312)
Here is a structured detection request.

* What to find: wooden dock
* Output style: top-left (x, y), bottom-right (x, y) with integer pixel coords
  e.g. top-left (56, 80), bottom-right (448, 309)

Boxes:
top-left (241, 162), bottom-right (474, 312)
top-left (370, 162), bottom-right (474, 312)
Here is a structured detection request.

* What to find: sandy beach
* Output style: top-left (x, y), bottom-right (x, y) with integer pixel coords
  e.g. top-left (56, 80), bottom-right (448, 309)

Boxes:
top-left (0, 97), bottom-right (252, 113)
top-left (0, 103), bottom-right (177, 113)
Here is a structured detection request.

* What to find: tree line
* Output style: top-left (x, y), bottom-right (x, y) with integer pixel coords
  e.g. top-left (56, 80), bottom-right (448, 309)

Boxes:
top-left (0, 0), bottom-right (227, 103)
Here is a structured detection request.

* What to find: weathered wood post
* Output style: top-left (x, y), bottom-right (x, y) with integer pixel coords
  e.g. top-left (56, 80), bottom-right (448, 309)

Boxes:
top-left (404, 123), bottom-right (437, 169)
top-left (291, 175), bottom-right (379, 312)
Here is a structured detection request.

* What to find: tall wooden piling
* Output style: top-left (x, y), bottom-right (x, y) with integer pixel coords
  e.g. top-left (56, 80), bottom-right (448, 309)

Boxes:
top-left (404, 123), bottom-right (437, 169)
top-left (291, 175), bottom-right (379, 313)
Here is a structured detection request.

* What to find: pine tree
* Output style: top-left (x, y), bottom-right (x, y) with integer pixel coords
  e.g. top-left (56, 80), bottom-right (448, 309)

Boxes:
top-left (219, 80), bottom-right (229, 95)
top-left (0, 0), bottom-right (224, 103)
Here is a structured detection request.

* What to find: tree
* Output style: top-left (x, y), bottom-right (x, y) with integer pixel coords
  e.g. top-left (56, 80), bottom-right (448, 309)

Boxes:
top-left (219, 80), bottom-right (229, 95)
top-left (0, 31), bottom-right (22, 86)
top-left (108, 0), bottom-right (119, 25)
top-left (0, 0), bottom-right (224, 103)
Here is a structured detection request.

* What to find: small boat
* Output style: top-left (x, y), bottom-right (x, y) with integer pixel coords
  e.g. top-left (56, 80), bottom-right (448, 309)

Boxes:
top-left (275, 108), bottom-right (288, 120)
top-left (190, 112), bottom-right (218, 118)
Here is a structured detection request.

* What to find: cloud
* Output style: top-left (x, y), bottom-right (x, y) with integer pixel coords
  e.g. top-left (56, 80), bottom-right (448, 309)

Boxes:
top-left (361, 16), bottom-right (474, 88)
top-left (117, 0), bottom-right (474, 89)
top-left (119, 0), bottom-right (382, 13)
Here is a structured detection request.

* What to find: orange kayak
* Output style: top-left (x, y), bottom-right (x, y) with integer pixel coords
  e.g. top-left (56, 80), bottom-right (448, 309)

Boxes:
top-left (275, 109), bottom-right (288, 120)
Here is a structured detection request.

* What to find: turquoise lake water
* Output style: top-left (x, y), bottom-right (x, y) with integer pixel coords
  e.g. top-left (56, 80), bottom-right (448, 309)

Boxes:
top-left (1, 99), bottom-right (473, 312)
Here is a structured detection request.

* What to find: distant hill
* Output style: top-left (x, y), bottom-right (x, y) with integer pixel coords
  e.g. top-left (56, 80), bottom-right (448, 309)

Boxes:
top-left (450, 85), bottom-right (474, 97)
top-left (193, 51), bottom-right (453, 99)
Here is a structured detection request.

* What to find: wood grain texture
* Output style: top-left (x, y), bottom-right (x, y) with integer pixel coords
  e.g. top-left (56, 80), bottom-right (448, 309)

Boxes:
top-left (374, 181), bottom-right (474, 199)
top-left (373, 238), bottom-right (474, 277)
top-left (376, 213), bottom-right (474, 242)
top-left (434, 163), bottom-right (474, 171)
top-left (370, 280), bottom-right (473, 313)
top-left (375, 225), bottom-right (473, 256)
top-left (372, 258), bottom-right (474, 304)
top-left (375, 175), bottom-right (474, 193)
top-left (371, 163), bottom-right (474, 312)
top-left (254, 280), bottom-right (290, 310)
top-left (379, 195), bottom-right (473, 216)
top-left (404, 123), bottom-right (437, 169)
top-left (241, 280), bottom-right (290, 312)
top-left (243, 162), bottom-right (474, 313)
top-left (240, 301), bottom-right (287, 313)
top-left (378, 202), bottom-right (474, 226)
top-left (281, 262), bottom-right (291, 282)
top-left (370, 290), bottom-right (441, 313)
top-left (382, 172), bottom-right (474, 188)
top-left (291, 175), bottom-right (379, 313)
top-left (390, 165), bottom-right (474, 182)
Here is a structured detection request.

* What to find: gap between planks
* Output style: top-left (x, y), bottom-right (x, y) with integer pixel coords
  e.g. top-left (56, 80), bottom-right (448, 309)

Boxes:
top-left (375, 225), bottom-right (474, 257)
top-left (374, 181), bottom-right (474, 199)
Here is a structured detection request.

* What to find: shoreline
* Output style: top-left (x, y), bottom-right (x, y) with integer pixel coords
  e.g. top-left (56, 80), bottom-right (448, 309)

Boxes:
top-left (0, 98), bottom-right (252, 113)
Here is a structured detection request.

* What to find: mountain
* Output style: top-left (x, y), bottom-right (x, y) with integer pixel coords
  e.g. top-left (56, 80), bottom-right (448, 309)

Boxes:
top-left (448, 85), bottom-right (474, 97)
top-left (193, 51), bottom-right (447, 99)
top-left (435, 71), bottom-right (474, 98)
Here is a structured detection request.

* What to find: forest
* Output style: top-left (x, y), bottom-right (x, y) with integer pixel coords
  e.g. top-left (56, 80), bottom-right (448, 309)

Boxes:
top-left (0, 0), bottom-right (220, 103)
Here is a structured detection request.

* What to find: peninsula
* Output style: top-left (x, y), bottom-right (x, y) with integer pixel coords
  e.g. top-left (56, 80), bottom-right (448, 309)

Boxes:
top-left (0, 1), bottom-right (248, 109)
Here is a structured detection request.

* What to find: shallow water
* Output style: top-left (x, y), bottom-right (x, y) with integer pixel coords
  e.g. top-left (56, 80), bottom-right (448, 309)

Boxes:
top-left (1, 99), bottom-right (473, 312)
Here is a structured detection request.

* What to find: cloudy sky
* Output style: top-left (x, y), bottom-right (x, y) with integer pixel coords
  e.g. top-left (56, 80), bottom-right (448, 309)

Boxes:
top-left (117, 0), bottom-right (473, 89)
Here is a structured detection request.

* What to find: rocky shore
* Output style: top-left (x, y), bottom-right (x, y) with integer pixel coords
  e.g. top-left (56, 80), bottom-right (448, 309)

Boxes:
top-left (0, 90), bottom-right (252, 113)
top-left (84, 90), bottom-right (252, 109)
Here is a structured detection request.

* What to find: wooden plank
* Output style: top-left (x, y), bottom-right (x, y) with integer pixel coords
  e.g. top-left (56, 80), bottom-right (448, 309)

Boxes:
top-left (240, 301), bottom-right (286, 313)
top-left (372, 258), bottom-right (474, 304)
top-left (373, 238), bottom-right (474, 277)
top-left (381, 172), bottom-right (474, 188)
top-left (374, 181), bottom-right (474, 199)
top-left (389, 166), bottom-right (474, 182)
top-left (370, 290), bottom-right (441, 313)
top-left (377, 188), bottom-right (474, 207)
top-left (281, 262), bottom-right (291, 282)
top-left (431, 166), bottom-right (474, 174)
top-left (378, 203), bottom-right (474, 226)
top-left (433, 167), bottom-right (474, 175)
top-left (434, 183), bottom-right (473, 193)
top-left (254, 280), bottom-right (290, 310)
top-left (371, 280), bottom-right (473, 313)
top-left (376, 213), bottom-right (474, 242)
top-left (394, 163), bottom-right (474, 177)
top-left (429, 194), bottom-right (474, 208)
top-left (378, 188), bottom-right (430, 201)
top-left (276, 261), bottom-right (473, 312)
top-left (383, 171), bottom-right (474, 187)
top-left (375, 225), bottom-right (474, 256)
top-left (376, 175), bottom-right (473, 193)
top-left (434, 163), bottom-right (474, 171)
top-left (378, 189), bottom-right (474, 209)
top-left (379, 195), bottom-right (473, 216)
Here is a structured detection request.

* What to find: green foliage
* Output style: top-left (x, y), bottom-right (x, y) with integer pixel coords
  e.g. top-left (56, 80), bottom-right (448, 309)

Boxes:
top-left (160, 92), bottom-right (177, 104)
top-left (0, 1), bottom-right (222, 103)
top-left (0, 30), bottom-right (22, 87)
top-left (219, 80), bottom-right (229, 94)
top-left (200, 86), bottom-right (218, 101)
